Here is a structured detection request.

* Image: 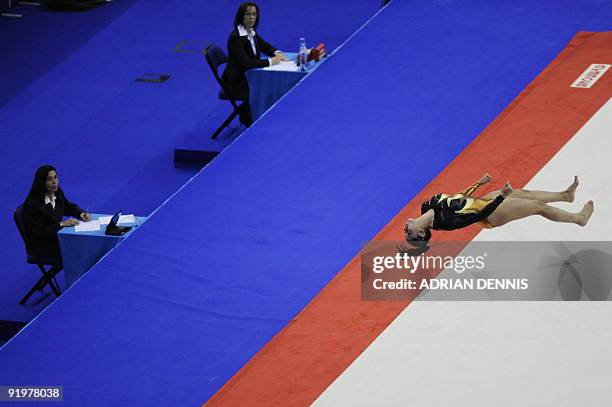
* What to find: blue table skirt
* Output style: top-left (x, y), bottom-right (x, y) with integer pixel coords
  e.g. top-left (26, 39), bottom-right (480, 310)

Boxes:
top-left (247, 52), bottom-right (325, 120)
top-left (58, 213), bottom-right (146, 286)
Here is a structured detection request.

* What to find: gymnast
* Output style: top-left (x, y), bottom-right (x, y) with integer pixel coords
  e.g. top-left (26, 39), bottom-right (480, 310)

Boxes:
top-left (402, 173), bottom-right (594, 253)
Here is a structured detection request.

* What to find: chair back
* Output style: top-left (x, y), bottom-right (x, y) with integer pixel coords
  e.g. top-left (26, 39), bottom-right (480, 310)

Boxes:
top-left (14, 205), bottom-right (31, 252)
top-left (205, 44), bottom-right (228, 84)
top-left (204, 43), bottom-right (241, 105)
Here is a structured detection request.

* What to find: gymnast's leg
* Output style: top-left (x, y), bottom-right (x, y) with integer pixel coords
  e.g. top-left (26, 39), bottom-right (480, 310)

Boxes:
top-left (485, 197), bottom-right (594, 227)
top-left (481, 176), bottom-right (579, 203)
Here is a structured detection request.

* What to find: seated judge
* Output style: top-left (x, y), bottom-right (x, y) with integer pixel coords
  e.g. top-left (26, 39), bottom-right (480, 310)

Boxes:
top-left (222, 2), bottom-right (289, 126)
top-left (23, 165), bottom-right (91, 261)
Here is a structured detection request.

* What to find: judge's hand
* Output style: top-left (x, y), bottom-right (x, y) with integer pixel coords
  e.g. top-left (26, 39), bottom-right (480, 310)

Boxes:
top-left (478, 173), bottom-right (492, 185)
top-left (270, 55), bottom-right (283, 65)
top-left (501, 181), bottom-right (513, 198)
top-left (276, 52), bottom-right (290, 61)
top-left (61, 218), bottom-right (79, 227)
top-left (80, 212), bottom-right (92, 222)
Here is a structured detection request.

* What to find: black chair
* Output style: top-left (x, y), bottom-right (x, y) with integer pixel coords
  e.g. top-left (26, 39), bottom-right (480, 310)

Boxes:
top-left (205, 44), bottom-right (248, 139)
top-left (14, 206), bottom-right (62, 305)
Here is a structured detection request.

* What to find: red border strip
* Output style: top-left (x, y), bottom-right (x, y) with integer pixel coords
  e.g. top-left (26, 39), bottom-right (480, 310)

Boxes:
top-left (206, 32), bottom-right (612, 406)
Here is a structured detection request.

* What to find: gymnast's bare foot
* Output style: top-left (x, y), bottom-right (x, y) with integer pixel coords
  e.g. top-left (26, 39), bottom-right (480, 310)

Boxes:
top-left (577, 200), bottom-right (594, 226)
top-left (564, 176), bottom-right (579, 202)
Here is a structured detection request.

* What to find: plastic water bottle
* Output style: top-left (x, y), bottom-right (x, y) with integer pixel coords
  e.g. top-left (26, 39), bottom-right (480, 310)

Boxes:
top-left (299, 37), bottom-right (307, 71)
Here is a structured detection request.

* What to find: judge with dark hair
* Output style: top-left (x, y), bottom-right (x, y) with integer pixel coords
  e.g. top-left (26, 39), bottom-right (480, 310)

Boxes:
top-left (23, 165), bottom-right (91, 261)
top-left (222, 2), bottom-right (289, 126)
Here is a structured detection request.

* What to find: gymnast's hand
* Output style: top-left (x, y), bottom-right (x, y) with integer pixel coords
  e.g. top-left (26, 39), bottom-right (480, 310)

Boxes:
top-left (501, 181), bottom-right (513, 197)
top-left (478, 173), bottom-right (492, 185)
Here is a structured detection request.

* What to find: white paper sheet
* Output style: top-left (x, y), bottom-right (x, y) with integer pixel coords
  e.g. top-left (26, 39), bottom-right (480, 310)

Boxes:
top-left (118, 214), bottom-right (135, 224)
top-left (98, 214), bottom-right (136, 225)
top-left (263, 60), bottom-right (300, 72)
top-left (74, 220), bottom-right (101, 232)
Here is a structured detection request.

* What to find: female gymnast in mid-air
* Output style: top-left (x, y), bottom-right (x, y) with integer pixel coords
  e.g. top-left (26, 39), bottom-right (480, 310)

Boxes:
top-left (402, 173), bottom-right (594, 253)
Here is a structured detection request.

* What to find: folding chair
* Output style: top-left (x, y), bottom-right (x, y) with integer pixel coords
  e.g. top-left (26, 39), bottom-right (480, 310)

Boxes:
top-left (205, 44), bottom-right (248, 139)
top-left (14, 206), bottom-right (62, 305)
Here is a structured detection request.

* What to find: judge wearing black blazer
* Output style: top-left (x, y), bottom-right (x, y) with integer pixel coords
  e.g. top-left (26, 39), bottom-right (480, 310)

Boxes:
top-left (23, 165), bottom-right (91, 261)
top-left (222, 2), bottom-right (288, 126)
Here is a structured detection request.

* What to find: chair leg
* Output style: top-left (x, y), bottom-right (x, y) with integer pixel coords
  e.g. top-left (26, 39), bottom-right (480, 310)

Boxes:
top-left (211, 109), bottom-right (239, 139)
top-left (19, 279), bottom-right (43, 305)
top-left (42, 265), bottom-right (62, 297)
top-left (19, 265), bottom-right (62, 305)
top-left (52, 276), bottom-right (61, 295)
top-left (47, 276), bottom-right (61, 297)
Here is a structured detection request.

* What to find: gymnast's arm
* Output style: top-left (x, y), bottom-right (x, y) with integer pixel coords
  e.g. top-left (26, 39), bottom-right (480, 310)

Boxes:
top-left (443, 181), bottom-right (512, 230)
top-left (442, 195), bottom-right (505, 230)
top-left (454, 173), bottom-right (492, 196)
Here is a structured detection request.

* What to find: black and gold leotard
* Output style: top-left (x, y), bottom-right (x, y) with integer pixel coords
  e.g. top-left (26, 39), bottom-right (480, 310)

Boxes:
top-left (420, 181), bottom-right (504, 231)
